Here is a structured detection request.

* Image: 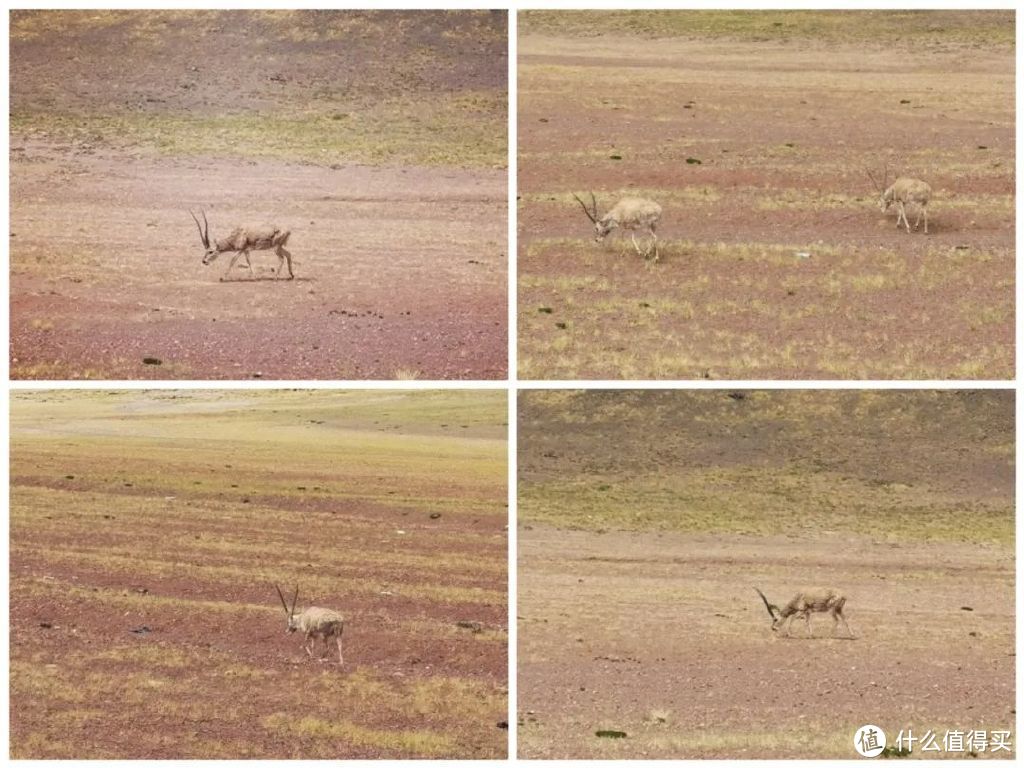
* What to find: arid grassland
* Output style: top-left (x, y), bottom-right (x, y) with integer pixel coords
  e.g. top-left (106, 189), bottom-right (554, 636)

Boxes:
top-left (518, 11), bottom-right (1014, 379)
top-left (11, 10), bottom-right (508, 379)
top-left (518, 390), bottom-right (1014, 758)
top-left (11, 390), bottom-right (508, 758)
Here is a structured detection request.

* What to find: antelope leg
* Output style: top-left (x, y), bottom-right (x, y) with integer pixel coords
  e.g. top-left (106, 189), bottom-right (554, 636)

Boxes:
top-left (277, 245), bottom-right (294, 279)
top-left (222, 252), bottom-right (242, 281)
top-left (630, 232), bottom-right (644, 257)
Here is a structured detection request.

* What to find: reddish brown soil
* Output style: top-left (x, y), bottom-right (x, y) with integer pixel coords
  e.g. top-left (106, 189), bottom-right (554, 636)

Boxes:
top-left (518, 30), bottom-right (1014, 379)
top-left (10, 391), bottom-right (508, 758)
top-left (518, 526), bottom-right (1014, 759)
top-left (517, 389), bottom-right (1014, 758)
top-left (10, 10), bottom-right (508, 380)
top-left (11, 147), bottom-right (506, 379)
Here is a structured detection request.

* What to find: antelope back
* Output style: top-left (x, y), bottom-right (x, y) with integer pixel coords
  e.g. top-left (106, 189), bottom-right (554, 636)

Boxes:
top-left (609, 197), bottom-right (662, 223)
top-left (297, 606), bottom-right (344, 634)
top-left (891, 178), bottom-right (931, 204)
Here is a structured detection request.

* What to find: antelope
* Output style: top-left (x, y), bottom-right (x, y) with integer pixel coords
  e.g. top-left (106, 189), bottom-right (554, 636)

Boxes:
top-left (867, 168), bottom-right (931, 234)
top-left (190, 209), bottom-right (295, 281)
top-left (275, 584), bottom-right (345, 665)
top-left (754, 587), bottom-right (854, 639)
top-left (572, 192), bottom-right (663, 261)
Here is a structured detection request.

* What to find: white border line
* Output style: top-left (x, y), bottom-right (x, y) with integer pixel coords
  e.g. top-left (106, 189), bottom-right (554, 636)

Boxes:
top-left (3, 8), bottom-right (12, 765)
top-left (507, 7), bottom-right (519, 759)
top-left (5, 4), bottom-right (1021, 765)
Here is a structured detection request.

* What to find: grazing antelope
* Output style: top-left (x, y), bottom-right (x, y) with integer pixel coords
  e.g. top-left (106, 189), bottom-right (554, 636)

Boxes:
top-left (754, 587), bottom-right (854, 639)
top-left (573, 192), bottom-right (663, 261)
top-left (867, 168), bottom-right (931, 234)
top-left (275, 584), bottom-right (345, 665)
top-left (190, 209), bottom-right (295, 281)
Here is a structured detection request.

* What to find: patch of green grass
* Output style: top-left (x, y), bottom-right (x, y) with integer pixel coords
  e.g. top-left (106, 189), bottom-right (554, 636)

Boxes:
top-left (519, 391), bottom-right (1013, 543)
top-left (11, 94), bottom-right (506, 168)
top-left (520, 469), bottom-right (1012, 544)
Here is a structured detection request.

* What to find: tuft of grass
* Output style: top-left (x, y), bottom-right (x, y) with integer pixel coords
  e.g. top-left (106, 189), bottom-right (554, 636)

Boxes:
top-left (518, 237), bottom-right (1013, 380)
top-left (262, 713), bottom-right (457, 757)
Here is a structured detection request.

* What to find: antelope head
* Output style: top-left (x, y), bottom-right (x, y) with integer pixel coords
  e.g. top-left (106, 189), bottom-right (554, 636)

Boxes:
top-left (866, 165), bottom-right (892, 211)
top-left (275, 583), bottom-right (300, 633)
top-left (573, 192), bottom-right (614, 241)
top-left (190, 208), bottom-right (219, 264)
top-left (754, 587), bottom-right (782, 632)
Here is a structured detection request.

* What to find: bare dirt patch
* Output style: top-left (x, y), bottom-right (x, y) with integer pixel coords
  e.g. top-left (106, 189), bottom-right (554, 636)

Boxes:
top-left (519, 527), bottom-right (1014, 759)
top-left (518, 11), bottom-right (1014, 379)
top-left (11, 390), bottom-right (508, 758)
top-left (517, 390), bottom-right (1014, 758)
top-left (11, 11), bottom-right (508, 379)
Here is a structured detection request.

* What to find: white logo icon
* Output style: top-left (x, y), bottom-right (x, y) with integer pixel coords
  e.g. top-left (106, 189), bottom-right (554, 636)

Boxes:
top-left (854, 724), bottom-right (886, 757)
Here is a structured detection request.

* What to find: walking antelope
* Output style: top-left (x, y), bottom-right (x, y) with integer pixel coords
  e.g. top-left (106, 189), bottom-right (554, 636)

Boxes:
top-left (190, 209), bottom-right (295, 281)
top-left (867, 168), bottom-right (931, 234)
top-left (275, 584), bottom-right (345, 665)
top-left (754, 587), bottom-right (854, 638)
top-left (573, 193), bottom-right (663, 261)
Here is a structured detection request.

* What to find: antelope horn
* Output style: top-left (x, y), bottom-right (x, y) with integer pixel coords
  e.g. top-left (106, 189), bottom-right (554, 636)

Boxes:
top-left (189, 209), bottom-right (208, 248)
top-left (274, 583), bottom-right (290, 615)
top-left (201, 208), bottom-right (210, 247)
top-left (572, 192), bottom-right (598, 224)
top-left (290, 585), bottom-right (299, 617)
top-left (754, 587), bottom-right (778, 620)
top-left (865, 168), bottom-right (881, 193)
